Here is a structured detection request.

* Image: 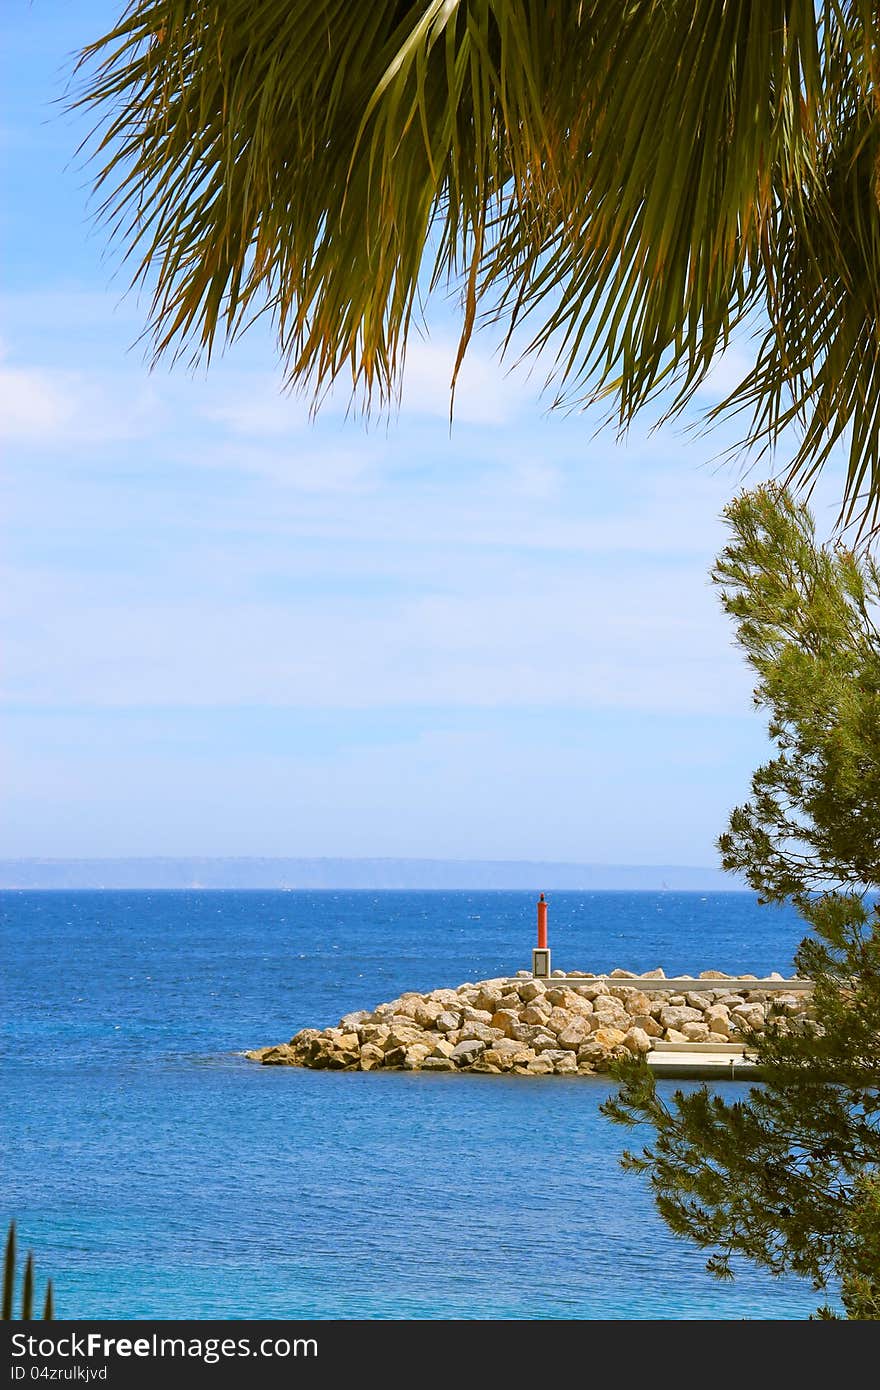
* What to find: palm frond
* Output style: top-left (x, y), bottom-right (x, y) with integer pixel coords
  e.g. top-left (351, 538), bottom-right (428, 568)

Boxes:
top-left (2, 1224), bottom-right (55, 1322)
top-left (76, 2), bottom-right (880, 524)
top-left (2, 1226), bottom-right (14, 1322)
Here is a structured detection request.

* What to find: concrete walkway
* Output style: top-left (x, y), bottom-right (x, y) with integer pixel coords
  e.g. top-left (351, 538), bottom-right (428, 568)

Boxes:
top-left (646, 1041), bottom-right (763, 1080)
top-left (507, 973), bottom-right (813, 994)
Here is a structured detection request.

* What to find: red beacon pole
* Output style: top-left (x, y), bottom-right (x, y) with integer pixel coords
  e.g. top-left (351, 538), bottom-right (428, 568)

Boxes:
top-left (537, 893), bottom-right (548, 949)
top-left (532, 893), bottom-right (551, 979)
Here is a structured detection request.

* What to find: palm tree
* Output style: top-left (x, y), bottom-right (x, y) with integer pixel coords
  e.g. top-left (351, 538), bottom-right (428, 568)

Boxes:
top-left (79, 2), bottom-right (880, 524)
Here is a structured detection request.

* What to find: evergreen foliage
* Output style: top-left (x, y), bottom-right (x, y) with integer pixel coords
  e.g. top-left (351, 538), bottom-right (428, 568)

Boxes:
top-left (604, 487), bottom-right (880, 1317)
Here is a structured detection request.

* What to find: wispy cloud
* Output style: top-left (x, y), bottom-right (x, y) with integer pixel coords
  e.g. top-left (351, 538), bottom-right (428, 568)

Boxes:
top-left (400, 335), bottom-right (526, 425)
top-left (692, 345), bottom-right (755, 402)
top-left (184, 440), bottom-right (379, 493)
top-left (0, 357), bottom-right (161, 446)
top-left (0, 539), bottom-right (751, 717)
top-left (202, 380), bottom-right (312, 437)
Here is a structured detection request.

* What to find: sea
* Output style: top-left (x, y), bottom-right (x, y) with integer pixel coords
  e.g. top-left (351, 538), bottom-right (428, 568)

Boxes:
top-left (1, 889), bottom-right (827, 1320)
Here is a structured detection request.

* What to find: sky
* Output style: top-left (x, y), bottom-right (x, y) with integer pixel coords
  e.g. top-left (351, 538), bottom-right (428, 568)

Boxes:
top-left (0, 4), bottom-right (849, 866)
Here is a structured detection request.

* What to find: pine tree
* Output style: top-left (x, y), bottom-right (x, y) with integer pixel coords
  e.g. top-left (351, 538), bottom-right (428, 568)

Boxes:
top-left (603, 486), bottom-right (880, 1318)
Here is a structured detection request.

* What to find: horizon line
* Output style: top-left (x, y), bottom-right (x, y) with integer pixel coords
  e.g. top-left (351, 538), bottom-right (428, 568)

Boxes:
top-left (1, 853), bottom-right (721, 869)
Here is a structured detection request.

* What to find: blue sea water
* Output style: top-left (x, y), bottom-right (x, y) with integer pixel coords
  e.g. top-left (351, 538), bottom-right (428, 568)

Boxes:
top-left (1, 889), bottom-right (826, 1320)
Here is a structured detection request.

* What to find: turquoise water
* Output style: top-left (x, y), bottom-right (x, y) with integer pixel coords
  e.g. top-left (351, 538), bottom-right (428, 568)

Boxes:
top-left (1, 890), bottom-right (822, 1319)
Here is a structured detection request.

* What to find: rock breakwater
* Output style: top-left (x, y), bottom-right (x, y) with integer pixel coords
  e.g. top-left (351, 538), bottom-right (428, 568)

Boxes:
top-left (246, 968), bottom-right (816, 1075)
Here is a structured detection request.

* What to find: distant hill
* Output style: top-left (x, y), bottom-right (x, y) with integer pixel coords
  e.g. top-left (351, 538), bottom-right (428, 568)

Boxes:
top-left (0, 857), bottom-right (740, 891)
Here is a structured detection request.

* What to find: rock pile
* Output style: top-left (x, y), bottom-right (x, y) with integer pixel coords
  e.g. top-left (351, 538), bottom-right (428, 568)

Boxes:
top-left (246, 968), bottom-right (816, 1076)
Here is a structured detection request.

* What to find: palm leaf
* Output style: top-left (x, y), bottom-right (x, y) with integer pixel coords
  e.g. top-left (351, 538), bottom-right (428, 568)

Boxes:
top-left (75, 2), bottom-right (880, 525)
top-left (2, 1225), bottom-right (14, 1321)
top-left (2, 1224), bottom-right (55, 1322)
top-left (21, 1256), bottom-right (33, 1322)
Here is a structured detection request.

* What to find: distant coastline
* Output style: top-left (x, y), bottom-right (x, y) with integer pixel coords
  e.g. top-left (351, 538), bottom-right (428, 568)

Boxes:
top-left (0, 856), bottom-right (742, 891)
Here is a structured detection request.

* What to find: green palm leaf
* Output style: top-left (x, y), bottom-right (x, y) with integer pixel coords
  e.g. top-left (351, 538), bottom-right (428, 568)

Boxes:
top-left (21, 1256), bottom-right (34, 1322)
top-left (2, 1225), bottom-right (56, 1322)
top-left (2, 1226), bottom-right (14, 1322)
top-left (76, 2), bottom-right (880, 524)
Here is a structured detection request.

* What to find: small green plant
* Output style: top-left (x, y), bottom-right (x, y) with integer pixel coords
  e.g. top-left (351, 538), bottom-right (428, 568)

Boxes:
top-left (2, 1224), bottom-right (54, 1320)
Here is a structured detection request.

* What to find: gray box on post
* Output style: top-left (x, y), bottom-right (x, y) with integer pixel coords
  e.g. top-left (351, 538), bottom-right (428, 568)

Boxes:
top-left (532, 947), bottom-right (551, 979)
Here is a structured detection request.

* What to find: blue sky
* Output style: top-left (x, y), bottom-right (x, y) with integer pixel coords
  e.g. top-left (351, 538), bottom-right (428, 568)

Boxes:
top-left (0, 4), bottom-right (847, 865)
